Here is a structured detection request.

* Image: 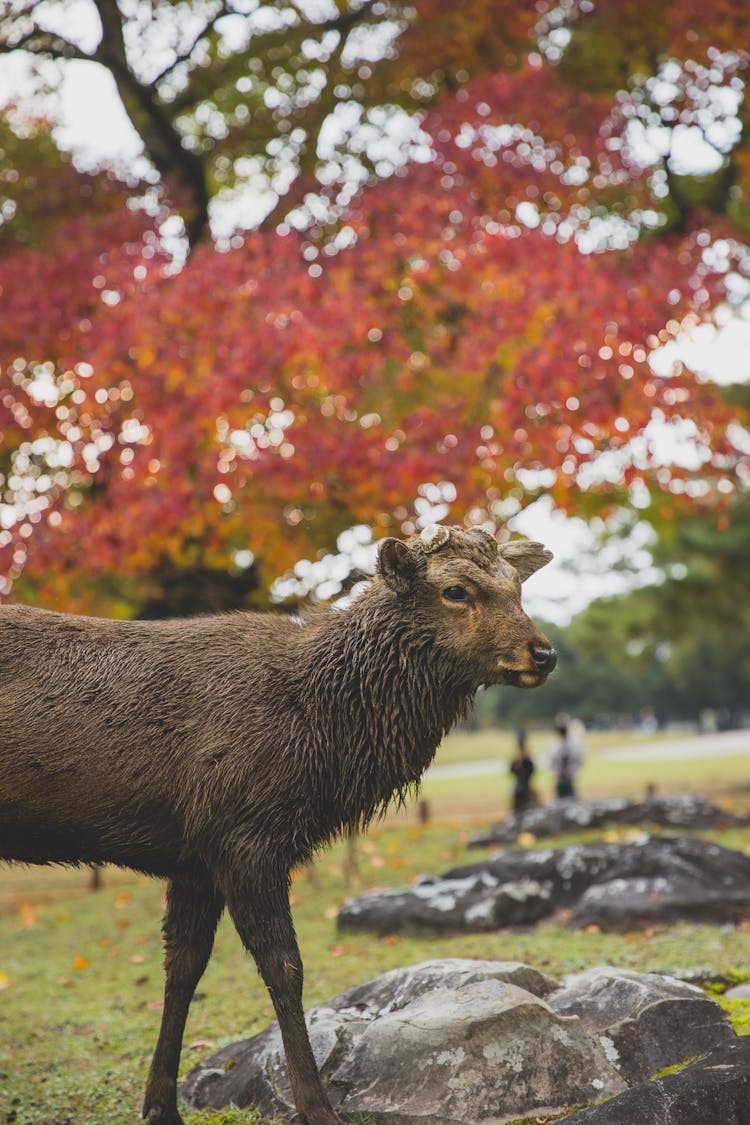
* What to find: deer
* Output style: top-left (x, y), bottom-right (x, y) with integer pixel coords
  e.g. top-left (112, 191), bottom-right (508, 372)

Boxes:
top-left (0, 524), bottom-right (557, 1125)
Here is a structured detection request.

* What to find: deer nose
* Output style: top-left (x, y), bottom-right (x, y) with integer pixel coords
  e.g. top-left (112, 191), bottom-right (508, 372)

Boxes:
top-left (530, 644), bottom-right (557, 673)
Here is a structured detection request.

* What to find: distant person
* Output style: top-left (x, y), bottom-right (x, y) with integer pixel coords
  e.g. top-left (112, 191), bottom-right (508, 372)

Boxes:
top-left (510, 730), bottom-right (536, 815)
top-left (549, 714), bottom-right (583, 800)
top-left (639, 707), bottom-right (658, 734)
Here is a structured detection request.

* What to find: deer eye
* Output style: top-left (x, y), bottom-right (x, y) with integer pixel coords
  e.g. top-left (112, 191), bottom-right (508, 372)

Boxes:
top-left (443, 584), bottom-right (468, 603)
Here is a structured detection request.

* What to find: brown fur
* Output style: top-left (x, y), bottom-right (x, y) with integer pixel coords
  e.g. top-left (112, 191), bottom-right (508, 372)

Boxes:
top-left (0, 526), bottom-right (555, 1125)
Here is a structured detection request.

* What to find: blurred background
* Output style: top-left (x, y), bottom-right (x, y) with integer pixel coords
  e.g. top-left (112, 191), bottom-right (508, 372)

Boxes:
top-left (0, 0), bottom-right (748, 746)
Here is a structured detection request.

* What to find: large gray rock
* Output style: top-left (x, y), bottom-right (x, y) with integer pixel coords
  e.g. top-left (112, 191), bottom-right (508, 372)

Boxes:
top-left (571, 872), bottom-right (750, 929)
top-left (181, 959), bottom-right (626, 1124)
top-left (326, 978), bottom-right (624, 1124)
top-left (557, 1037), bottom-right (750, 1124)
top-left (332, 956), bottom-right (560, 1007)
top-left (548, 966), bottom-right (736, 1084)
top-left (337, 871), bottom-right (553, 934)
top-left (469, 794), bottom-right (749, 847)
top-left (339, 836), bottom-right (750, 934)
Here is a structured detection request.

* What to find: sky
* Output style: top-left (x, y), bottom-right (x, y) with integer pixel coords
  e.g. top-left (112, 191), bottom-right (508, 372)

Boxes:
top-left (2, 37), bottom-right (750, 624)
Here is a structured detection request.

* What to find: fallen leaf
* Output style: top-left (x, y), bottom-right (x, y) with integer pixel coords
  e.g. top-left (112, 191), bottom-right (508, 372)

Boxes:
top-left (16, 903), bottom-right (36, 930)
top-left (0, 971), bottom-right (10, 990)
top-left (72, 956), bottom-right (90, 970)
top-left (147, 999), bottom-right (164, 1011)
top-left (329, 945), bottom-right (349, 957)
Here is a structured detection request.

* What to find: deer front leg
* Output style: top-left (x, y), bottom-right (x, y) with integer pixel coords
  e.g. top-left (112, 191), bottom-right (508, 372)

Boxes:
top-left (143, 874), bottom-right (224, 1125)
top-left (224, 869), bottom-right (344, 1125)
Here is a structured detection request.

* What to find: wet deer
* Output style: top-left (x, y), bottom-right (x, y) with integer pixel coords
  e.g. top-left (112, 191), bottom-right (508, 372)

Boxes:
top-left (0, 525), bottom-right (556, 1125)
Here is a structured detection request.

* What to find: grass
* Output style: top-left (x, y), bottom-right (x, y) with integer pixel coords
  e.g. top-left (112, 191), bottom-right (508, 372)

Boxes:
top-left (1, 730), bottom-right (749, 1125)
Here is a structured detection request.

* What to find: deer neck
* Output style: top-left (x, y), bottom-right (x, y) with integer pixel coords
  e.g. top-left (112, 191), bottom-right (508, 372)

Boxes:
top-left (301, 588), bottom-right (475, 828)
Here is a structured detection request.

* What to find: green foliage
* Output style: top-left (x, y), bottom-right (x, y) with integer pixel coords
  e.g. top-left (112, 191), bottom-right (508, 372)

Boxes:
top-left (484, 520), bottom-right (750, 729)
top-left (558, 3), bottom-right (670, 95)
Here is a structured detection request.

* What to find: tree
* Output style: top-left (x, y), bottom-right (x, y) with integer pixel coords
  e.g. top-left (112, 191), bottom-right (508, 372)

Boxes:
top-left (2, 1), bottom-right (749, 246)
top-left (0, 0), bottom-right (402, 244)
top-left (0, 115), bottom-right (166, 602)
top-left (1, 3), bottom-right (750, 613)
top-left (2, 102), bottom-right (746, 613)
top-left (487, 573), bottom-right (750, 730)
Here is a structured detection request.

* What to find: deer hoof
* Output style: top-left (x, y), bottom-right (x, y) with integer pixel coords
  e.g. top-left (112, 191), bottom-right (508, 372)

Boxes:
top-left (143, 1104), bottom-right (184, 1125)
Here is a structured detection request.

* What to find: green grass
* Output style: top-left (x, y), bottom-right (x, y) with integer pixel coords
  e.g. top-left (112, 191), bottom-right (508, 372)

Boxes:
top-left (717, 997), bottom-right (750, 1036)
top-left (1, 730), bottom-right (748, 1125)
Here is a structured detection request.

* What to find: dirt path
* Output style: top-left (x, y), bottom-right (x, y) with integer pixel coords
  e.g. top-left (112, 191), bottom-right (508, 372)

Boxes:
top-left (426, 728), bottom-right (750, 781)
top-left (598, 728), bottom-right (750, 762)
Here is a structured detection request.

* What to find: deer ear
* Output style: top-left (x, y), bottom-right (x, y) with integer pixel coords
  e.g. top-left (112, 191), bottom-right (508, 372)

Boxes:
top-left (377, 538), bottom-right (419, 593)
top-left (499, 540), bottom-right (553, 582)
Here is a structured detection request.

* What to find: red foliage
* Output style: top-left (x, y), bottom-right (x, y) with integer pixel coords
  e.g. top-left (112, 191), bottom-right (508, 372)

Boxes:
top-left (1, 42), bottom-right (748, 610)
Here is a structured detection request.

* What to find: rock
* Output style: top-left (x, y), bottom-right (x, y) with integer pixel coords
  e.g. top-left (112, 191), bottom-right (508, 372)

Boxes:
top-left (547, 966), bottom-right (736, 1084)
top-left (331, 956), bottom-right (561, 1007)
top-left (445, 839), bottom-right (626, 906)
top-left (328, 979), bottom-right (624, 1124)
top-left (339, 836), bottom-right (750, 935)
top-left (571, 873), bottom-right (750, 929)
top-left (337, 871), bottom-right (553, 935)
top-left (726, 982), bottom-right (750, 999)
top-left (557, 1037), bottom-right (750, 1124)
top-left (469, 794), bottom-right (749, 847)
top-left (181, 959), bottom-right (626, 1124)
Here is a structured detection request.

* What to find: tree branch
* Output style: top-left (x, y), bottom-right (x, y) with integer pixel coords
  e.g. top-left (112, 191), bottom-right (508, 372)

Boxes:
top-left (0, 23), bottom-right (92, 61)
top-left (89, 0), bottom-right (210, 245)
top-left (167, 2), bottom-right (377, 115)
top-left (151, 1), bottom-right (230, 87)
top-left (255, 21), bottom-right (352, 233)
